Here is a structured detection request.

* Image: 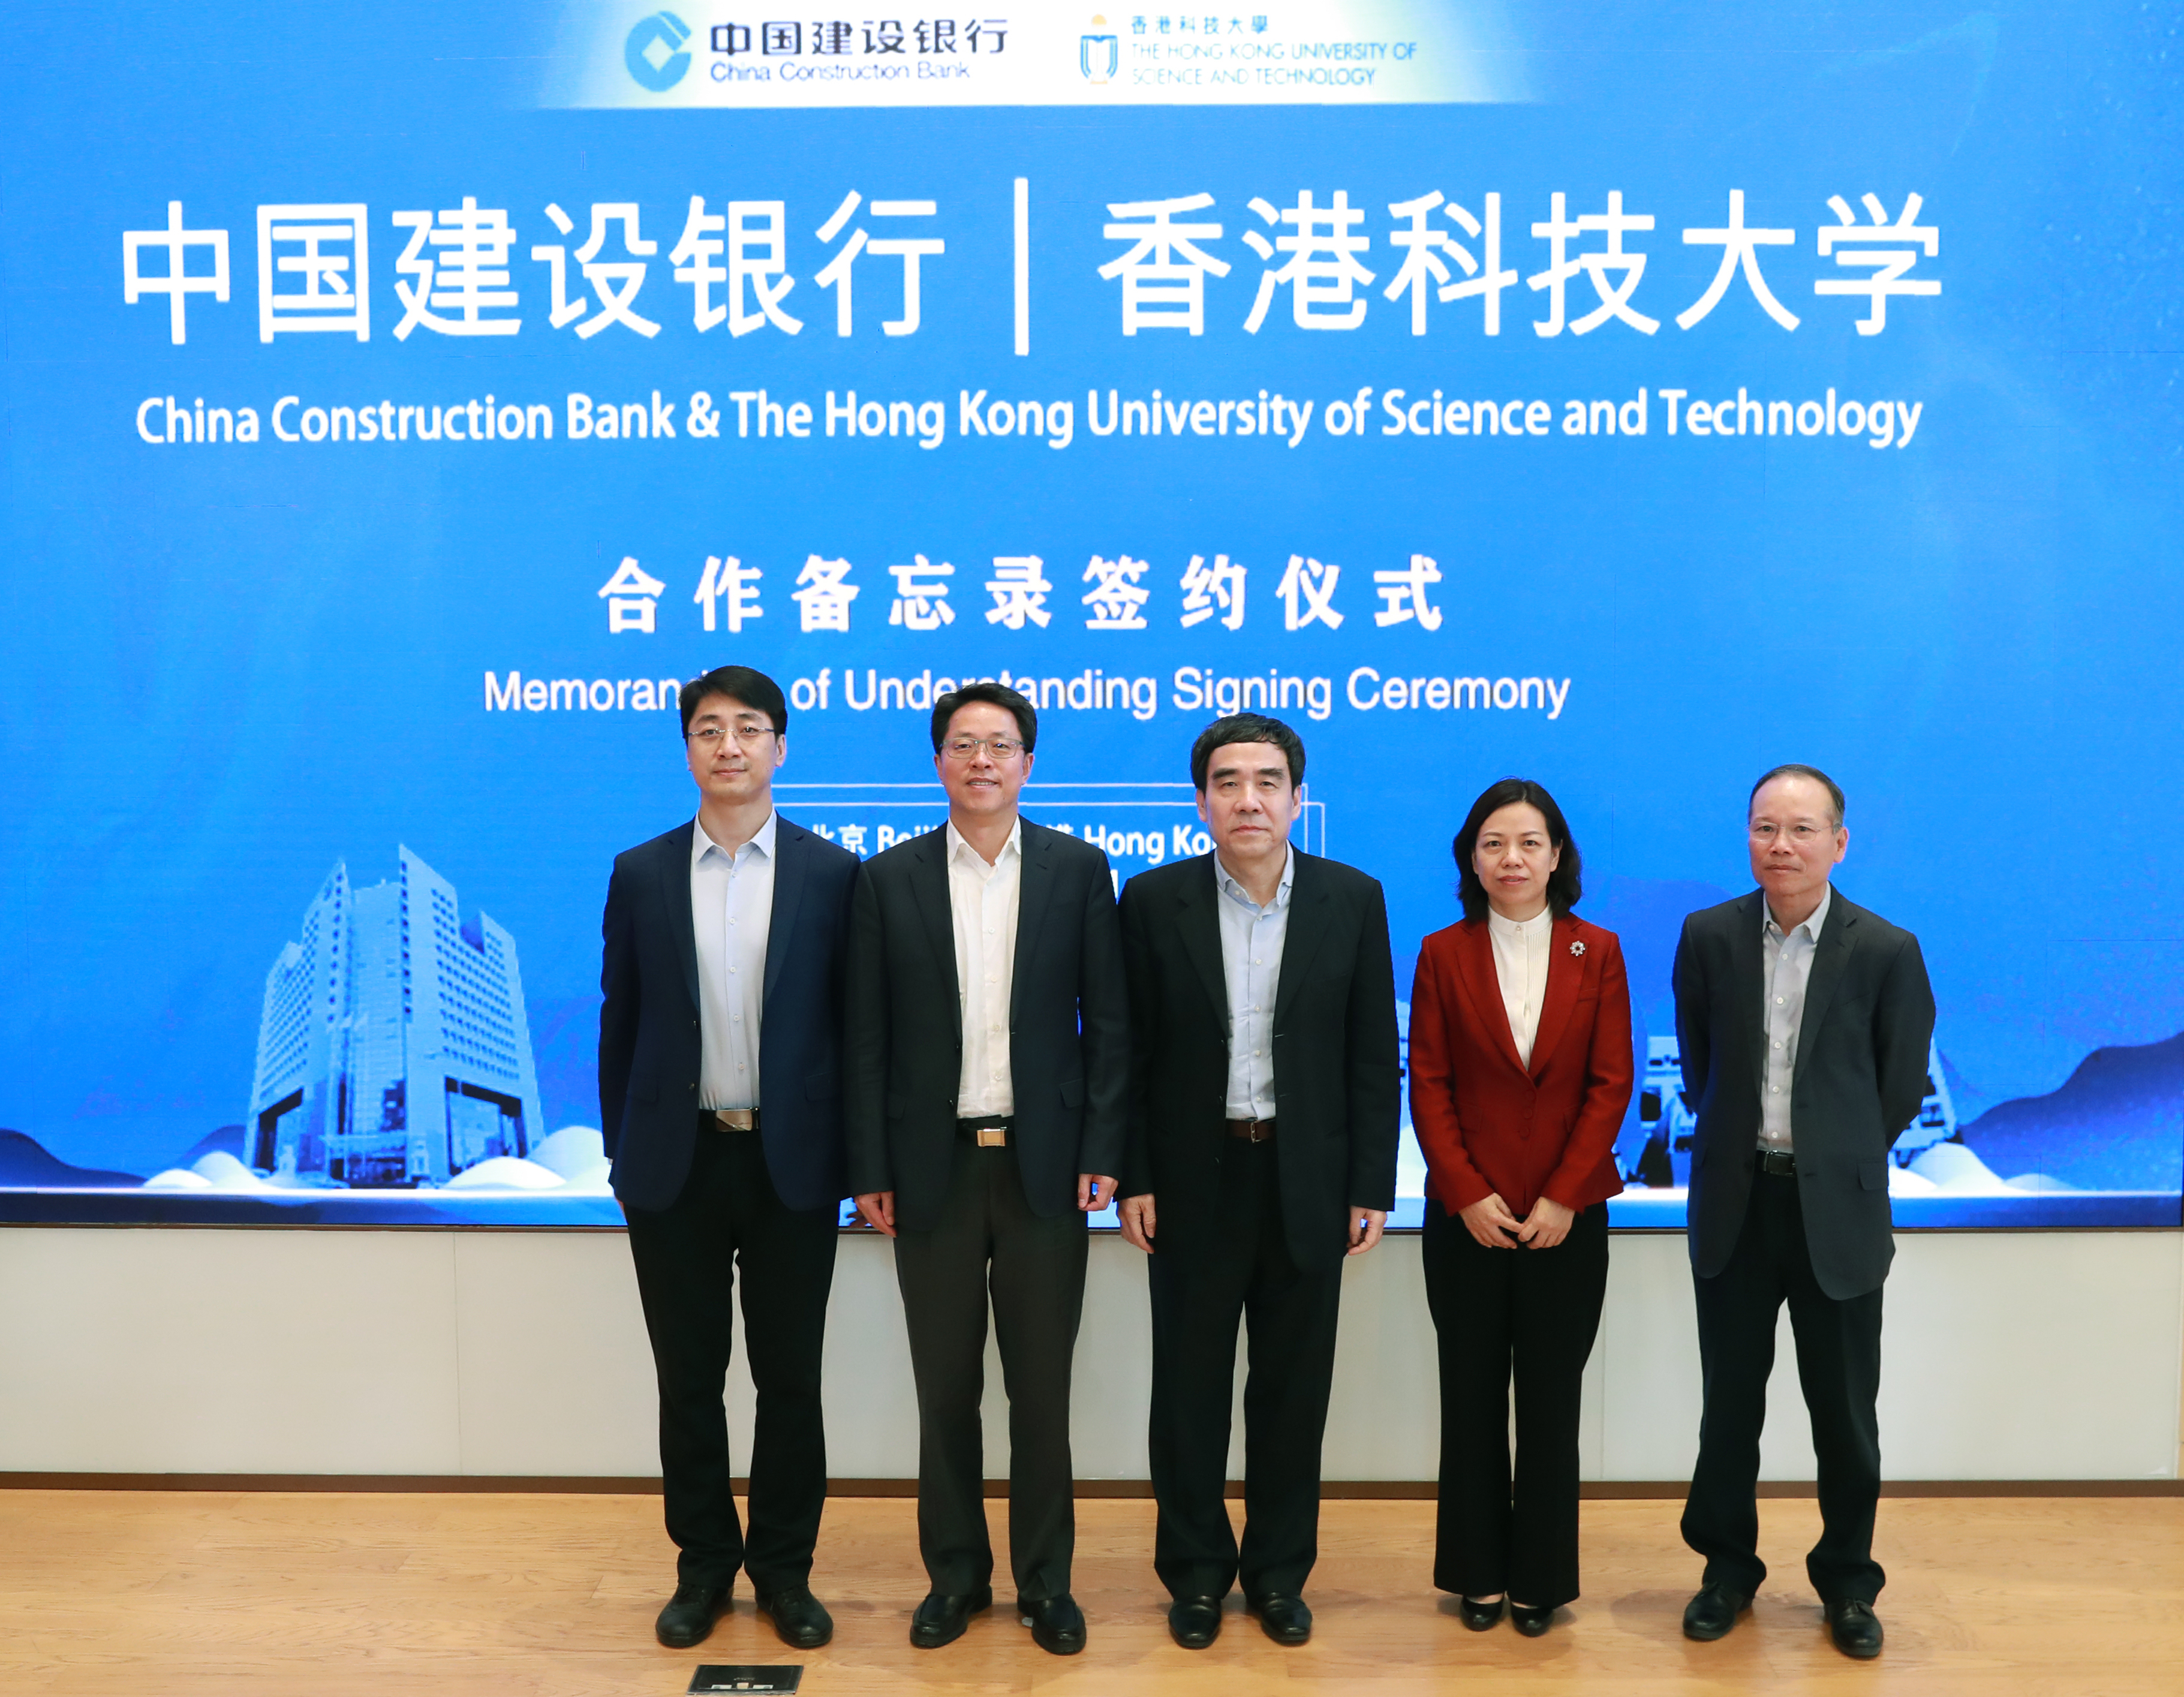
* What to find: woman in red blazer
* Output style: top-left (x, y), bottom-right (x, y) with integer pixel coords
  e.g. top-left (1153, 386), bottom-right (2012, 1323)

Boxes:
top-left (1409, 778), bottom-right (1634, 1637)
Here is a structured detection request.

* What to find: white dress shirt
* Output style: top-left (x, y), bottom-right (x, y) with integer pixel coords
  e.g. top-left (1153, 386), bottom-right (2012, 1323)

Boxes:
top-left (1759, 882), bottom-right (1833, 1153)
top-left (1216, 845), bottom-right (1292, 1120)
top-left (691, 810), bottom-right (776, 1112)
top-left (1487, 905), bottom-right (1555, 1068)
top-left (947, 819), bottom-right (1021, 1118)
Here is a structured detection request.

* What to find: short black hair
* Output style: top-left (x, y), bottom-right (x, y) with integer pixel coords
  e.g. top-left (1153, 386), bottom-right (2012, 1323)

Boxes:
top-left (1453, 777), bottom-right (1583, 923)
top-left (1749, 763), bottom-right (1845, 827)
top-left (930, 681), bottom-right (1037, 753)
top-left (679, 665), bottom-right (786, 737)
top-left (1190, 713), bottom-right (1305, 791)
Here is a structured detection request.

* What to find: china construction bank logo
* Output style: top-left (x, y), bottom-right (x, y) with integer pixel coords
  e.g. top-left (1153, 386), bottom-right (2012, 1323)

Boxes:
top-left (626, 11), bottom-right (694, 90)
top-left (1080, 14), bottom-right (1118, 85)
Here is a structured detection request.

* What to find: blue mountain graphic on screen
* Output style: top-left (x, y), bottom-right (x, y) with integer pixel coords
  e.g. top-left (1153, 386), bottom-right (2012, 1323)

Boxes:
top-left (1962, 1031), bottom-right (2184, 1192)
top-left (176, 1126), bottom-right (247, 1166)
top-left (0, 1130), bottom-right (140, 1188)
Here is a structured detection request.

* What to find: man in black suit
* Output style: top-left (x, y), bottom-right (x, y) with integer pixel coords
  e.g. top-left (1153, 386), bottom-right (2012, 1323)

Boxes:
top-left (844, 682), bottom-right (1129, 1657)
top-left (598, 664), bottom-right (858, 1652)
top-left (1674, 764), bottom-right (1936, 1660)
top-left (1116, 714), bottom-right (1400, 1650)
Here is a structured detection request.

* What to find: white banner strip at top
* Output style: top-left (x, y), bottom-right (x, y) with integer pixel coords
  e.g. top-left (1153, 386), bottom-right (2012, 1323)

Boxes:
top-left (545, 1), bottom-right (1529, 109)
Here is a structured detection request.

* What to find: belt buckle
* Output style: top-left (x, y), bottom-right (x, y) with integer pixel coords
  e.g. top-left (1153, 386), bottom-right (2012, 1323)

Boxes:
top-left (975, 1127), bottom-right (1009, 1148)
top-left (712, 1109), bottom-right (756, 1132)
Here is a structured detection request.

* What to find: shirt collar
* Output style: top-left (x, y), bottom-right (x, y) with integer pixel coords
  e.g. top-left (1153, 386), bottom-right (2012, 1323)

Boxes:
top-left (946, 817), bottom-right (1021, 868)
top-left (1764, 881), bottom-right (1832, 943)
top-left (1487, 905), bottom-right (1554, 942)
top-left (1215, 842), bottom-right (1293, 911)
top-left (693, 808), bottom-right (777, 869)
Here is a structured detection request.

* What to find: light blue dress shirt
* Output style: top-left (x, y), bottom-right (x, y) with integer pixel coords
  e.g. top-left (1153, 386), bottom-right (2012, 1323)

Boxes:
top-left (1759, 881), bottom-right (1833, 1153)
top-left (1215, 844), bottom-right (1293, 1120)
top-left (691, 810), bottom-right (775, 1111)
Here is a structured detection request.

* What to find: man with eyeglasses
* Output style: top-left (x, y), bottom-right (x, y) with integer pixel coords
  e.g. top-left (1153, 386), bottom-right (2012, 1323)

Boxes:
top-left (1672, 765), bottom-right (1935, 1660)
top-left (844, 682), bottom-right (1129, 1656)
top-left (598, 664), bottom-right (859, 1653)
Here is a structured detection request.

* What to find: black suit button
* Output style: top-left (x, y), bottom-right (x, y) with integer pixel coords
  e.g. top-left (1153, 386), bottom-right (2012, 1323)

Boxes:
top-left (688, 1083), bottom-right (696, 1094)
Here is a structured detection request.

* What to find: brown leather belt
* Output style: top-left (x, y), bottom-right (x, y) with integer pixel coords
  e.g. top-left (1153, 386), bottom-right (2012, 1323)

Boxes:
top-left (708, 1109), bottom-right (759, 1132)
top-left (1227, 1117), bottom-right (1277, 1142)
top-left (958, 1115), bottom-right (1013, 1148)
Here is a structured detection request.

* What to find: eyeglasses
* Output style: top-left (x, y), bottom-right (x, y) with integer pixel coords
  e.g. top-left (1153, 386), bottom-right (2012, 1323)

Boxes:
top-left (1749, 822), bottom-right (1832, 842)
top-left (687, 724), bottom-right (777, 747)
top-left (941, 735), bottom-right (1025, 761)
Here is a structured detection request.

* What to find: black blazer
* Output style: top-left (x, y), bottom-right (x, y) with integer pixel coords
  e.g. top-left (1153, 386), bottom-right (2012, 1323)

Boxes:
top-left (598, 816), bottom-right (859, 1214)
top-left (1118, 851), bottom-right (1401, 1271)
top-left (1674, 888), bottom-right (1936, 1300)
top-left (843, 819), bottom-right (1130, 1233)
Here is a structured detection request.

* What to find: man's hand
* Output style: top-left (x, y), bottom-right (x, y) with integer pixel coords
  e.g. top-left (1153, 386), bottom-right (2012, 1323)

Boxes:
top-left (855, 1190), bottom-right (897, 1238)
top-left (1347, 1206), bottom-right (1387, 1256)
top-left (1516, 1196), bottom-right (1575, 1250)
top-left (1118, 1193), bottom-right (1157, 1253)
top-left (1458, 1192), bottom-right (1523, 1249)
top-left (1078, 1173), bottom-right (1117, 1212)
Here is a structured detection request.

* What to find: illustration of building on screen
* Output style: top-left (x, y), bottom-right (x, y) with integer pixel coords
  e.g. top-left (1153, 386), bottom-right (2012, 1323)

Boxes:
top-left (1624, 1033), bottom-right (1960, 1193)
top-left (246, 847), bottom-right (544, 1187)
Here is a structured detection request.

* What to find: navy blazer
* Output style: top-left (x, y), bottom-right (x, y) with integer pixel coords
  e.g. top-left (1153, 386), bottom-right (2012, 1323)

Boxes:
top-left (843, 819), bottom-right (1130, 1233)
top-left (1118, 850), bottom-right (1401, 1270)
top-left (598, 814), bottom-right (859, 1214)
top-left (1674, 887), bottom-right (1936, 1300)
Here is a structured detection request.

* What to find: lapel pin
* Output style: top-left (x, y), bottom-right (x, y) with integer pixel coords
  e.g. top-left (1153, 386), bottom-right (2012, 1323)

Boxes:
top-left (1569, 939), bottom-right (1587, 957)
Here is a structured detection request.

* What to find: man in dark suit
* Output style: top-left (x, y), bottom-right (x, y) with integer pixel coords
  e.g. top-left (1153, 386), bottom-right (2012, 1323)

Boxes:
top-left (1116, 713), bottom-right (1400, 1650)
top-left (598, 664), bottom-right (858, 1652)
top-left (844, 682), bottom-right (1129, 1657)
top-left (1674, 763), bottom-right (1935, 1660)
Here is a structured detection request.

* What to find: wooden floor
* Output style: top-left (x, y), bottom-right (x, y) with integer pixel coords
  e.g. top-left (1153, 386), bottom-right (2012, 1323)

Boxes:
top-left (2, 1491), bottom-right (2179, 1695)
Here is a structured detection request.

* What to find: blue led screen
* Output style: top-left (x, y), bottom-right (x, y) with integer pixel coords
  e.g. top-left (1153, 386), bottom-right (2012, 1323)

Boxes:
top-left (2, 2), bottom-right (2178, 1228)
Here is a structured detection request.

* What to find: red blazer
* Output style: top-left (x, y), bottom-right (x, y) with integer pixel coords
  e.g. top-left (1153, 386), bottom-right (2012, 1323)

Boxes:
top-left (1409, 912), bottom-right (1634, 1218)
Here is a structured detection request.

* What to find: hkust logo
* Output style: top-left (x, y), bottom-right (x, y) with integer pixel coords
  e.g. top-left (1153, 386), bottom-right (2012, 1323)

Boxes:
top-left (626, 11), bottom-right (694, 90)
top-left (1081, 15), bottom-right (1118, 85)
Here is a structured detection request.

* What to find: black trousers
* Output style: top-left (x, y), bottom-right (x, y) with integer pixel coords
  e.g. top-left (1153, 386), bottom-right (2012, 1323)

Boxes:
top-left (1420, 1199), bottom-right (1609, 1611)
top-left (622, 1124), bottom-right (840, 1590)
top-left (1681, 1169), bottom-right (1885, 1605)
top-left (892, 1139), bottom-right (1088, 1601)
top-left (1147, 1137), bottom-right (1343, 1602)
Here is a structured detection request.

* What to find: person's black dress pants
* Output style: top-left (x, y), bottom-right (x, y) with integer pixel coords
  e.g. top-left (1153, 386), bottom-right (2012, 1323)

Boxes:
top-left (1147, 1137), bottom-right (1343, 1602)
top-left (892, 1136), bottom-right (1089, 1602)
top-left (1681, 1168), bottom-right (1886, 1605)
top-left (623, 1123), bottom-right (841, 1590)
top-left (1421, 1199), bottom-right (1609, 1611)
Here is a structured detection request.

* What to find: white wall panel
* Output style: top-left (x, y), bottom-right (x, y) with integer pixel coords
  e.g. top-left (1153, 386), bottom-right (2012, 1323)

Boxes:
top-left (450, 1230), bottom-right (655, 1476)
top-left (2, 1226), bottom-right (2176, 1483)
top-left (0, 1229), bottom-right (462, 1474)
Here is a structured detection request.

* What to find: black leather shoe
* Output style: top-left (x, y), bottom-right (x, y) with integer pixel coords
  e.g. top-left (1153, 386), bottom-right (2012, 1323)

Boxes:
top-left (1457, 1596), bottom-right (1505, 1631)
top-left (1246, 1593), bottom-right (1313, 1645)
top-left (1169, 1595), bottom-right (1223, 1649)
top-left (1509, 1602), bottom-right (1554, 1638)
top-left (1826, 1599), bottom-right (1884, 1659)
top-left (754, 1584), bottom-right (834, 1649)
top-left (1018, 1593), bottom-right (1087, 1656)
top-left (654, 1579), bottom-right (732, 1648)
top-left (909, 1586), bottom-right (992, 1648)
top-left (1682, 1582), bottom-right (1750, 1641)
